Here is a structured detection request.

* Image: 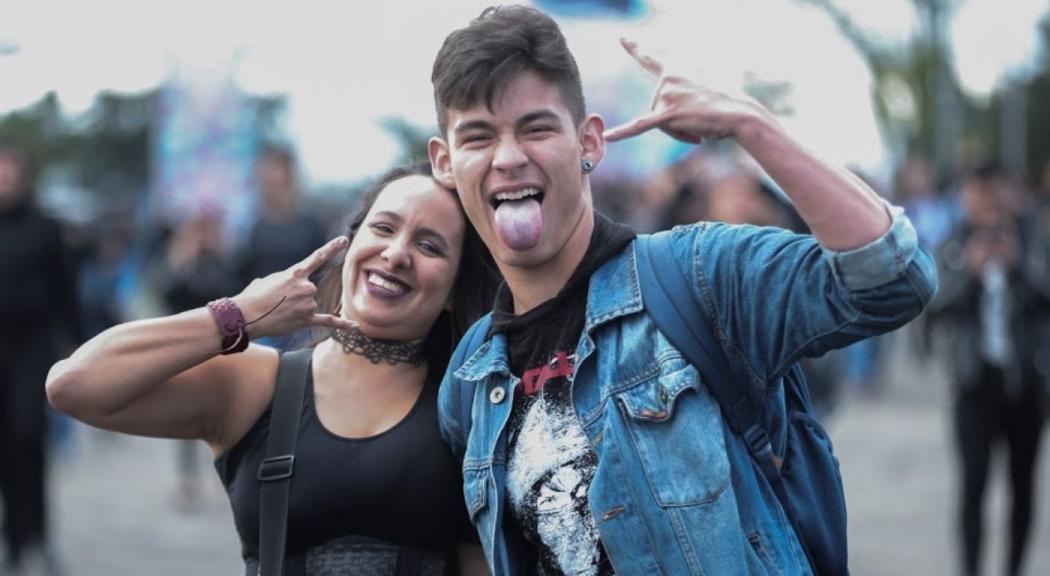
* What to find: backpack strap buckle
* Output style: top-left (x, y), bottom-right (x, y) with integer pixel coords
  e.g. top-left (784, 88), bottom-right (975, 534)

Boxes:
top-left (258, 455), bottom-right (295, 482)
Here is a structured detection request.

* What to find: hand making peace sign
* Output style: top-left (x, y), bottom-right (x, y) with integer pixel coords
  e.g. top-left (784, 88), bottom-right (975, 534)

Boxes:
top-left (233, 236), bottom-right (357, 340)
top-left (604, 39), bottom-right (763, 146)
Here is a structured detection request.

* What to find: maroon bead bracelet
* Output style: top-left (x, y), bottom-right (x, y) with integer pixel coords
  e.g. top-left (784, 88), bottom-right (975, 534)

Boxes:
top-left (206, 298), bottom-right (249, 355)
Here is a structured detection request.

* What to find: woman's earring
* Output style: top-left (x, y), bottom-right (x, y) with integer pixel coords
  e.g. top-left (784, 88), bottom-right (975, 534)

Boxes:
top-left (581, 159), bottom-right (594, 174)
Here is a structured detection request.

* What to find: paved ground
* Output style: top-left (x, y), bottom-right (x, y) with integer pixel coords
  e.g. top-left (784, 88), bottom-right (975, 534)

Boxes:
top-left (31, 333), bottom-right (1050, 575)
top-left (833, 333), bottom-right (1050, 576)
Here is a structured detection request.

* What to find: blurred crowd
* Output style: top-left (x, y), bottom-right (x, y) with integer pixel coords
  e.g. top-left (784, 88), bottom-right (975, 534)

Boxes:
top-left (3, 133), bottom-right (1050, 574)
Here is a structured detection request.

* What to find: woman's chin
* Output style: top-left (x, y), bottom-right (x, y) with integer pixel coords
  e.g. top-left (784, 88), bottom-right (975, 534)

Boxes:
top-left (347, 320), bottom-right (424, 343)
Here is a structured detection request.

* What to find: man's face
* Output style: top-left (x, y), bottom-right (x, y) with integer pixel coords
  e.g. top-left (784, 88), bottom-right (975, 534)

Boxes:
top-left (430, 70), bottom-right (602, 272)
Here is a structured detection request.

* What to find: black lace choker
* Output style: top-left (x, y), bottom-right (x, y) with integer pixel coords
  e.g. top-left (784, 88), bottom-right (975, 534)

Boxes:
top-left (330, 325), bottom-right (426, 366)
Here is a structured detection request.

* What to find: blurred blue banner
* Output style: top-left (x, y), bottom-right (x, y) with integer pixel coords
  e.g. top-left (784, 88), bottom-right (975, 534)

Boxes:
top-left (535, 0), bottom-right (649, 19)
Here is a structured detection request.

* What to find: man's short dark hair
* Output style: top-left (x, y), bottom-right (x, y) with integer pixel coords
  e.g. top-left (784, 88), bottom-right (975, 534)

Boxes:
top-left (431, 5), bottom-right (586, 135)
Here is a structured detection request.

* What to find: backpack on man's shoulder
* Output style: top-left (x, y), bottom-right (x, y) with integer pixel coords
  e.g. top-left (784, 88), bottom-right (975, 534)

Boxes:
top-left (635, 231), bottom-right (849, 576)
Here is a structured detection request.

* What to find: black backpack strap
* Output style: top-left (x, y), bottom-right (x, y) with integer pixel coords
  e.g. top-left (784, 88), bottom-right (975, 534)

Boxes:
top-left (634, 233), bottom-right (770, 458)
top-left (258, 348), bottom-right (313, 576)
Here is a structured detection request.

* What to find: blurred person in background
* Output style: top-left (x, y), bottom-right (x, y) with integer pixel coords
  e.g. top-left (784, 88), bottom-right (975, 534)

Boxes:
top-left (238, 144), bottom-right (328, 350)
top-left (46, 162), bottom-right (495, 575)
top-left (77, 212), bottom-right (133, 341)
top-left (895, 154), bottom-right (958, 252)
top-left (0, 142), bottom-right (79, 576)
top-left (155, 210), bottom-right (240, 513)
top-left (928, 162), bottom-right (1050, 576)
top-left (1033, 156), bottom-right (1050, 239)
top-left (896, 154), bottom-right (959, 362)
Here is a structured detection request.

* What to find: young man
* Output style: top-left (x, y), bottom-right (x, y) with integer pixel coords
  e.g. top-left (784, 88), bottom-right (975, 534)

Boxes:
top-left (428, 6), bottom-right (937, 575)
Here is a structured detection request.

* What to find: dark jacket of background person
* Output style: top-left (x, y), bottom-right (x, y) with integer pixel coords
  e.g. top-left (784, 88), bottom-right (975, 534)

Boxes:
top-left (0, 145), bottom-right (80, 570)
top-left (0, 202), bottom-right (80, 333)
top-left (158, 213), bottom-right (240, 315)
top-left (238, 212), bottom-right (326, 287)
top-left (929, 217), bottom-right (1050, 394)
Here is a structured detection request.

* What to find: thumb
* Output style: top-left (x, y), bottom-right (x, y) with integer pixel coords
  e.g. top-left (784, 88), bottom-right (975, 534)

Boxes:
top-left (311, 314), bottom-right (356, 331)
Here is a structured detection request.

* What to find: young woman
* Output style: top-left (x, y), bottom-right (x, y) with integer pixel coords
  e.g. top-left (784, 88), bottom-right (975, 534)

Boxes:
top-left (47, 162), bottom-right (496, 575)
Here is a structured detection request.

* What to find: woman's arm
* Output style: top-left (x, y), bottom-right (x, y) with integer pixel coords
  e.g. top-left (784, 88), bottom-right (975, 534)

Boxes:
top-left (46, 312), bottom-right (276, 452)
top-left (46, 236), bottom-right (353, 454)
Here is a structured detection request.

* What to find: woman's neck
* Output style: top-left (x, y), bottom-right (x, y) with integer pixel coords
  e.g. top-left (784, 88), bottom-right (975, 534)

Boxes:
top-left (312, 336), bottom-right (428, 395)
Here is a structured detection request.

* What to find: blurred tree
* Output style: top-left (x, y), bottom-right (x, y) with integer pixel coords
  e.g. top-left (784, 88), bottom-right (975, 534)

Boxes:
top-left (1023, 17), bottom-right (1050, 185)
top-left (0, 90), bottom-right (286, 219)
top-left (0, 93), bottom-right (78, 174)
top-left (379, 116), bottom-right (432, 164)
top-left (796, 0), bottom-right (973, 182)
top-left (0, 91), bottom-right (154, 210)
top-left (797, 0), bottom-right (1050, 187)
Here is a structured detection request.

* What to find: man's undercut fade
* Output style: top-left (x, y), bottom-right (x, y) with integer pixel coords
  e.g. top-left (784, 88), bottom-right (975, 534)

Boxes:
top-left (432, 4), bottom-right (586, 135)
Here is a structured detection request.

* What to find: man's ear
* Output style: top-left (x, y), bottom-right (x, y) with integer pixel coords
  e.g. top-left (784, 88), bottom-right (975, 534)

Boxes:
top-left (579, 114), bottom-right (606, 172)
top-left (428, 137), bottom-right (457, 190)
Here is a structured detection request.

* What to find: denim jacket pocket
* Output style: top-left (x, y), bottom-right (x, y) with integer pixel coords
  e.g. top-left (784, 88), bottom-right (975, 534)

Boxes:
top-left (615, 362), bottom-right (731, 507)
top-left (462, 466), bottom-right (490, 522)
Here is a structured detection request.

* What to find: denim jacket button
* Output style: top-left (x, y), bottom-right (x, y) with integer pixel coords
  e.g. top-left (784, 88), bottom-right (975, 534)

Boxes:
top-left (489, 386), bottom-right (506, 404)
top-left (659, 385), bottom-right (669, 405)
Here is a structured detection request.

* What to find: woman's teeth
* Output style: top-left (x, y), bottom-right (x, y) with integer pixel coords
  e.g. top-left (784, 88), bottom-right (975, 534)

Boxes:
top-left (368, 273), bottom-right (407, 295)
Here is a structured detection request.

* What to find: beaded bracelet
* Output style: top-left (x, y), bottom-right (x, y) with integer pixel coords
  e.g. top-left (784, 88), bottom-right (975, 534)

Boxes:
top-left (206, 298), bottom-right (249, 355)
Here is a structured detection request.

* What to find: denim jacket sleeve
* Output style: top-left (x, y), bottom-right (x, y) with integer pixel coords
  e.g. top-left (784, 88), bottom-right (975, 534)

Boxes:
top-left (669, 205), bottom-right (938, 389)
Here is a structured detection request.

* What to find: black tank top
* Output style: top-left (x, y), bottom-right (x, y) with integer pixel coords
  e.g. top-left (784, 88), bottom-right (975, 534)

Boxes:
top-left (214, 358), bottom-right (468, 569)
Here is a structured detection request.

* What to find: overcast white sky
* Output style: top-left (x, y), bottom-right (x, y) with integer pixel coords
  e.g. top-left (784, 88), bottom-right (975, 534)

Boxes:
top-left (0, 0), bottom-right (1045, 184)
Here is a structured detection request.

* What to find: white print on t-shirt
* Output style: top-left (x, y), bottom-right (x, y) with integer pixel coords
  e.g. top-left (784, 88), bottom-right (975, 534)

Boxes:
top-left (506, 381), bottom-right (604, 576)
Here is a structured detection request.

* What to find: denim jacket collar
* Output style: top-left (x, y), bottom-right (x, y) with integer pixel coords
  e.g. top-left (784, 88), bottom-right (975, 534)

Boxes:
top-left (451, 332), bottom-right (509, 382)
top-left (583, 237), bottom-right (645, 334)
top-left (452, 238), bottom-right (645, 382)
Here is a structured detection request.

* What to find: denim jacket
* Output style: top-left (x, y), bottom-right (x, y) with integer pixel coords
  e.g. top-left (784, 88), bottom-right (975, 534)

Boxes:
top-left (439, 209), bottom-right (937, 575)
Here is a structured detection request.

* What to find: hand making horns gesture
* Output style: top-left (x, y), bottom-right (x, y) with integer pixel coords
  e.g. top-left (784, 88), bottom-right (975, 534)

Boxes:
top-left (234, 236), bottom-right (357, 340)
top-left (603, 38), bottom-right (763, 145)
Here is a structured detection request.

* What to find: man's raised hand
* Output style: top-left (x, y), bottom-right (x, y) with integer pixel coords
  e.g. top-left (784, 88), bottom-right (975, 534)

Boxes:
top-left (603, 38), bottom-right (759, 145)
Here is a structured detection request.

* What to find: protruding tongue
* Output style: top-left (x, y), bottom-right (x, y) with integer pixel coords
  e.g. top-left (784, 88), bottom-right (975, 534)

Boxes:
top-left (494, 198), bottom-right (543, 251)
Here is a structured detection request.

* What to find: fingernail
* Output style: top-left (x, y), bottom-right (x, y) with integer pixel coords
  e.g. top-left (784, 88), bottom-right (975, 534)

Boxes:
top-left (339, 236), bottom-right (349, 246)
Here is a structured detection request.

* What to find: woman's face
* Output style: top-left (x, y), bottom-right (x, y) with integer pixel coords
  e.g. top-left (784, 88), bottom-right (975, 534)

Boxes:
top-left (341, 175), bottom-right (465, 341)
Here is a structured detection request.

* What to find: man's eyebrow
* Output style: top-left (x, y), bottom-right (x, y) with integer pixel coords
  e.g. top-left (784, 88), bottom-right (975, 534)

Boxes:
top-left (516, 110), bottom-right (562, 129)
top-left (452, 119), bottom-right (495, 136)
top-left (452, 110), bottom-right (563, 136)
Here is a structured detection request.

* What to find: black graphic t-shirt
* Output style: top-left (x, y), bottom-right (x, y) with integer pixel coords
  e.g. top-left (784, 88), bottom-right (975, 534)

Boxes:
top-left (491, 214), bottom-right (635, 576)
